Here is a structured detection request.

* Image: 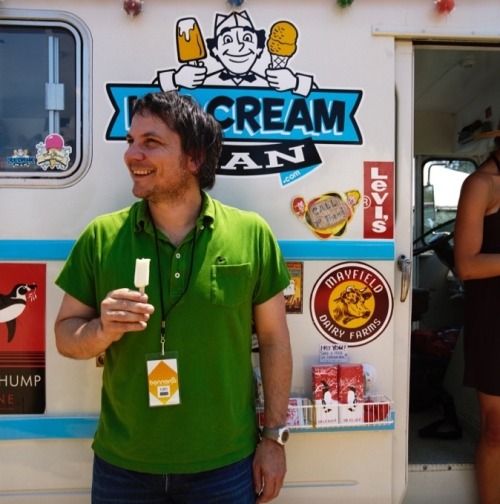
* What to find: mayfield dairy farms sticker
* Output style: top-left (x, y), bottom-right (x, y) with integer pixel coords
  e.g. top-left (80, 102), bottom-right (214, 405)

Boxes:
top-left (310, 262), bottom-right (393, 346)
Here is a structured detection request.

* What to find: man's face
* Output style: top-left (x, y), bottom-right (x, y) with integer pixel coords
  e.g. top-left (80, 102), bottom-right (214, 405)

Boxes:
top-left (212, 27), bottom-right (262, 75)
top-left (124, 113), bottom-right (197, 204)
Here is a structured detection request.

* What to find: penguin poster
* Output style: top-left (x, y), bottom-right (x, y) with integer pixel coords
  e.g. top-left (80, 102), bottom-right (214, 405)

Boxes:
top-left (0, 263), bottom-right (45, 414)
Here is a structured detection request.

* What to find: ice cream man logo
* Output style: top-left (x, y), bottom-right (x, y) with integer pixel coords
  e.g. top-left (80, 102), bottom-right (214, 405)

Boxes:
top-left (292, 190), bottom-right (361, 238)
top-left (105, 10), bottom-right (363, 187)
top-left (35, 134), bottom-right (72, 171)
top-left (310, 262), bottom-right (393, 346)
top-left (6, 149), bottom-right (35, 168)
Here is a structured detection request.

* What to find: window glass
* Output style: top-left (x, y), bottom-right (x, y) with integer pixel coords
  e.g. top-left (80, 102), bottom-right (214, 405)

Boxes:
top-left (0, 15), bottom-right (90, 186)
top-left (422, 159), bottom-right (476, 234)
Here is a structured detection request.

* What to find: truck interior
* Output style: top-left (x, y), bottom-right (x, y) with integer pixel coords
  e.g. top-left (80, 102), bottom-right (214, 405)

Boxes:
top-left (411, 42), bottom-right (500, 473)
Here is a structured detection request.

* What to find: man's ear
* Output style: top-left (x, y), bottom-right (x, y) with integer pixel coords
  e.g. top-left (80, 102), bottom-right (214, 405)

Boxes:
top-left (188, 154), bottom-right (205, 175)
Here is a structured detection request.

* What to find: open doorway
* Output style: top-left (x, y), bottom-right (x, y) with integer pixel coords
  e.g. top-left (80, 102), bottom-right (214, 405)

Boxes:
top-left (409, 42), bottom-right (500, 477)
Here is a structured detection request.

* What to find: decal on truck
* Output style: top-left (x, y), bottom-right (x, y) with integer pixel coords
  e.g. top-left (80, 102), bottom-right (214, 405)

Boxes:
top-left (285, 261), bottom-right (303, 314)
top-left (0, 263), bottom-right (46, 414)
top-left (292, 190), bottom-right (361, 238)
top-left (105, 10), bottom-right (363, 186)
top-left (310, 262), bottom-right (393, 346)
top-left (35, 134), bottom-right (72, 171)
top-left (363, 161), bottom-right (394, 239)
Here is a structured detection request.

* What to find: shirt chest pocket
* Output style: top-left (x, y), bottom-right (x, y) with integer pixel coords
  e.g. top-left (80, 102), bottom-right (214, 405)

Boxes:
top-left (211, 263), bottom-right (252, 307)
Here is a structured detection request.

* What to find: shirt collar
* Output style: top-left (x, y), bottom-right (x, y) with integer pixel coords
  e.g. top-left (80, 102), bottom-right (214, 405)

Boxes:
top-left (134, 191), bottom-right (215, 234)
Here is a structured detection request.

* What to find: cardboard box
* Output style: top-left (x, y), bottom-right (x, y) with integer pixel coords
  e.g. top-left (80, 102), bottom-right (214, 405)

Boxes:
top-left (312, 365), bottom-right (339, 425)
top-left (363, 398), bottom-right (391, 423)
top-left (338, 364), bottom-right (364, 424)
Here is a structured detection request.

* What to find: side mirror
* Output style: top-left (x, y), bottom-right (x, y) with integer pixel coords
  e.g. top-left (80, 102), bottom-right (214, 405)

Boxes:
top-left (423, 184), bottom-right (436, 231)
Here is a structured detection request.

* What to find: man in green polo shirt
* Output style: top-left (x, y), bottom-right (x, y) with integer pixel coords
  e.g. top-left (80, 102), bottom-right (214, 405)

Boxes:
top-left (54, 91), bottom-right (292, 503)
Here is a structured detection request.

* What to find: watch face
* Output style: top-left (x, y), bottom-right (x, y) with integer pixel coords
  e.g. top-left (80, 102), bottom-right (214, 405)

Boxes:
top-left (281, 429), bottom-right (290, 443)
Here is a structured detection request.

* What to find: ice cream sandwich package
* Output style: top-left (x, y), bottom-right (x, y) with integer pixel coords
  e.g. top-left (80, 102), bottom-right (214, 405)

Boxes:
top-left (312, 365), bottom-right (339, 425)
top-left (338, 363), bottom-right (364, 424)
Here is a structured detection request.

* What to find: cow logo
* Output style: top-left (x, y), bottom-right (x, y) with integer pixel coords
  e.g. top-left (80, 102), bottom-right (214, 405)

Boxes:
top-left (310, 262), bottom-right (393, 346)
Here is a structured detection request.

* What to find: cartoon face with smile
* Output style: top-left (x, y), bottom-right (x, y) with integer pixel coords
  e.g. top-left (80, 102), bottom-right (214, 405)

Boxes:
top-left (210, 25), bottom-right (263, 75)
top-left (154, 10), bottom-right (315, 94)
top-left (206, 11), bottom-right (266, 79)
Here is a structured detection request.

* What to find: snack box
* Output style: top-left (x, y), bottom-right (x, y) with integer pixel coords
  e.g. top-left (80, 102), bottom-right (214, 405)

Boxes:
top-left (312, 365), bottom-right (339, 425)
top-left (363, 397), bottom-right (391, 423)
top-left (338, 363), bottom-right (364, 424)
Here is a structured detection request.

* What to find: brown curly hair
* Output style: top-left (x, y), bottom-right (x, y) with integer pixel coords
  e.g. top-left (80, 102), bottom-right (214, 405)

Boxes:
top-left (131, 91), bottom-right (223, 190)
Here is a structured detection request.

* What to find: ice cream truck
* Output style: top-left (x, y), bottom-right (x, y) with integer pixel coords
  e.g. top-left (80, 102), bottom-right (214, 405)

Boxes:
top-left (1, 0), bottom-right (498, 502)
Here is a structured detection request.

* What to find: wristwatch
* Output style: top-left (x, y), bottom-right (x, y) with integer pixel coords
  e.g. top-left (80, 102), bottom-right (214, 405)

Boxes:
top-left (261, 426), bottom-right (290, 446)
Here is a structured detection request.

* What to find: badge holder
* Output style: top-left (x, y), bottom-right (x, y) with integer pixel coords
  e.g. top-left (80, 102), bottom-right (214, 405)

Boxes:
top-left (146, 352), bottom-right (181, 407)
top-left (143, 224), bottom-right (197, 408)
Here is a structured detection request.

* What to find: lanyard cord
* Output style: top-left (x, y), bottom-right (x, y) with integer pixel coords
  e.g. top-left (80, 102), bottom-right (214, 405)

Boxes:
top-left (152, 221), bottom-right (198, 355)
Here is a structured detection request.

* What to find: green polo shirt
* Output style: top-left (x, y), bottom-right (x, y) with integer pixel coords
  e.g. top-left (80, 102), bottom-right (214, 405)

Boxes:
top-left (55, 193), bottom-right (290, 474)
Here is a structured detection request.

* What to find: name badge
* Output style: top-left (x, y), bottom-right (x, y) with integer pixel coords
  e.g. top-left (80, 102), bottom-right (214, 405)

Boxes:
top-left (146, 352), bottom-right (181, 407)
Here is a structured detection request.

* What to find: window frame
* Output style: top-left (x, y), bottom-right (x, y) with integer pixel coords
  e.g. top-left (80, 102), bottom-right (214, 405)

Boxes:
top-left (0, 9), bottom-right (92, 188)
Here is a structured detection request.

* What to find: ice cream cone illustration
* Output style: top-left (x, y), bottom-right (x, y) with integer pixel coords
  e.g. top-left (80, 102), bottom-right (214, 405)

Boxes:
top-left (176, 17), bottom-right (206, 65)
top-left (267, 21), bottom-right (298, 68)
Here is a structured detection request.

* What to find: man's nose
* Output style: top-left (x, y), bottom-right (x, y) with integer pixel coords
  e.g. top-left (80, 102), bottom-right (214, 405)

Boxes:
top-left (125, 143), bottom-right (144, 161)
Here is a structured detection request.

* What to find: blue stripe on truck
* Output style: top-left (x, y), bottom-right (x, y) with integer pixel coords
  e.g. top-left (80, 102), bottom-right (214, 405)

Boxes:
top-left (0, 239), bottom-right (395, 261)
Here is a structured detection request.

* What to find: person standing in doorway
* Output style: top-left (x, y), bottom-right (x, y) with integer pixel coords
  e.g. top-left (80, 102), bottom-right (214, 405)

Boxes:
top-left (455, 137), bottom-right (500, 504)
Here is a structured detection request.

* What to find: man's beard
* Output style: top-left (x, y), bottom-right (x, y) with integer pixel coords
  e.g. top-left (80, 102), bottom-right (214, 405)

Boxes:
top-left (133, 173), bottom-right (192, 205)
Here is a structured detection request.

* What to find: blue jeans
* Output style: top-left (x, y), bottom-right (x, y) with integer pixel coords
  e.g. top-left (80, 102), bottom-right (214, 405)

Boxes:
top-left (91, 454), bottom-right (256, 504)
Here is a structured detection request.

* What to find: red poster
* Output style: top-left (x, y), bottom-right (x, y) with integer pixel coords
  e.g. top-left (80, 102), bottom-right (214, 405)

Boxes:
top-left (0, 263), bottom-right (46, 414)
top-left (363, 161), bottom-right (394, 239)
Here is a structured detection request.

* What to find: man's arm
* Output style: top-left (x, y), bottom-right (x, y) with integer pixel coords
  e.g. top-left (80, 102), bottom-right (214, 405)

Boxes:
top-left (54, 289), bottom-right (154, 360)
top-left (252, 291), bottom-right (292, 503)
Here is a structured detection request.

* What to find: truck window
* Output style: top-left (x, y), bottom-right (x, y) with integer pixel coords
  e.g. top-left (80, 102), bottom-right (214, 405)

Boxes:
top-left (0, 12), bottom-right (91, 187)
top-left (422, 159), bottom-right (475, 235)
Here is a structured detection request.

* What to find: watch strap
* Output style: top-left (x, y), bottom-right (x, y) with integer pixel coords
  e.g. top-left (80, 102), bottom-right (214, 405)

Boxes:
top-left (261, 425), bottom-right (289, 445)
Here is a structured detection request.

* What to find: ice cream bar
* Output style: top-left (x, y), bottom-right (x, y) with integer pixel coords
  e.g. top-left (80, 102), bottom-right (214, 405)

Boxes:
top-left (134, 258), bottom-right (151, 293)
top-left (176, 18), bottom-right (206, 63)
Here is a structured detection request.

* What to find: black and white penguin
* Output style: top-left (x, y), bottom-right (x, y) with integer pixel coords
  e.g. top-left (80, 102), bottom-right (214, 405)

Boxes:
top-left (0, 283), bottom-right (37, 343)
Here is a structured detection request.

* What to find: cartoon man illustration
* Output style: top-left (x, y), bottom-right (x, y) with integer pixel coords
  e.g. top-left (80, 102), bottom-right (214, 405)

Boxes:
top-left (155, 10), bottom-right (315, 96)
